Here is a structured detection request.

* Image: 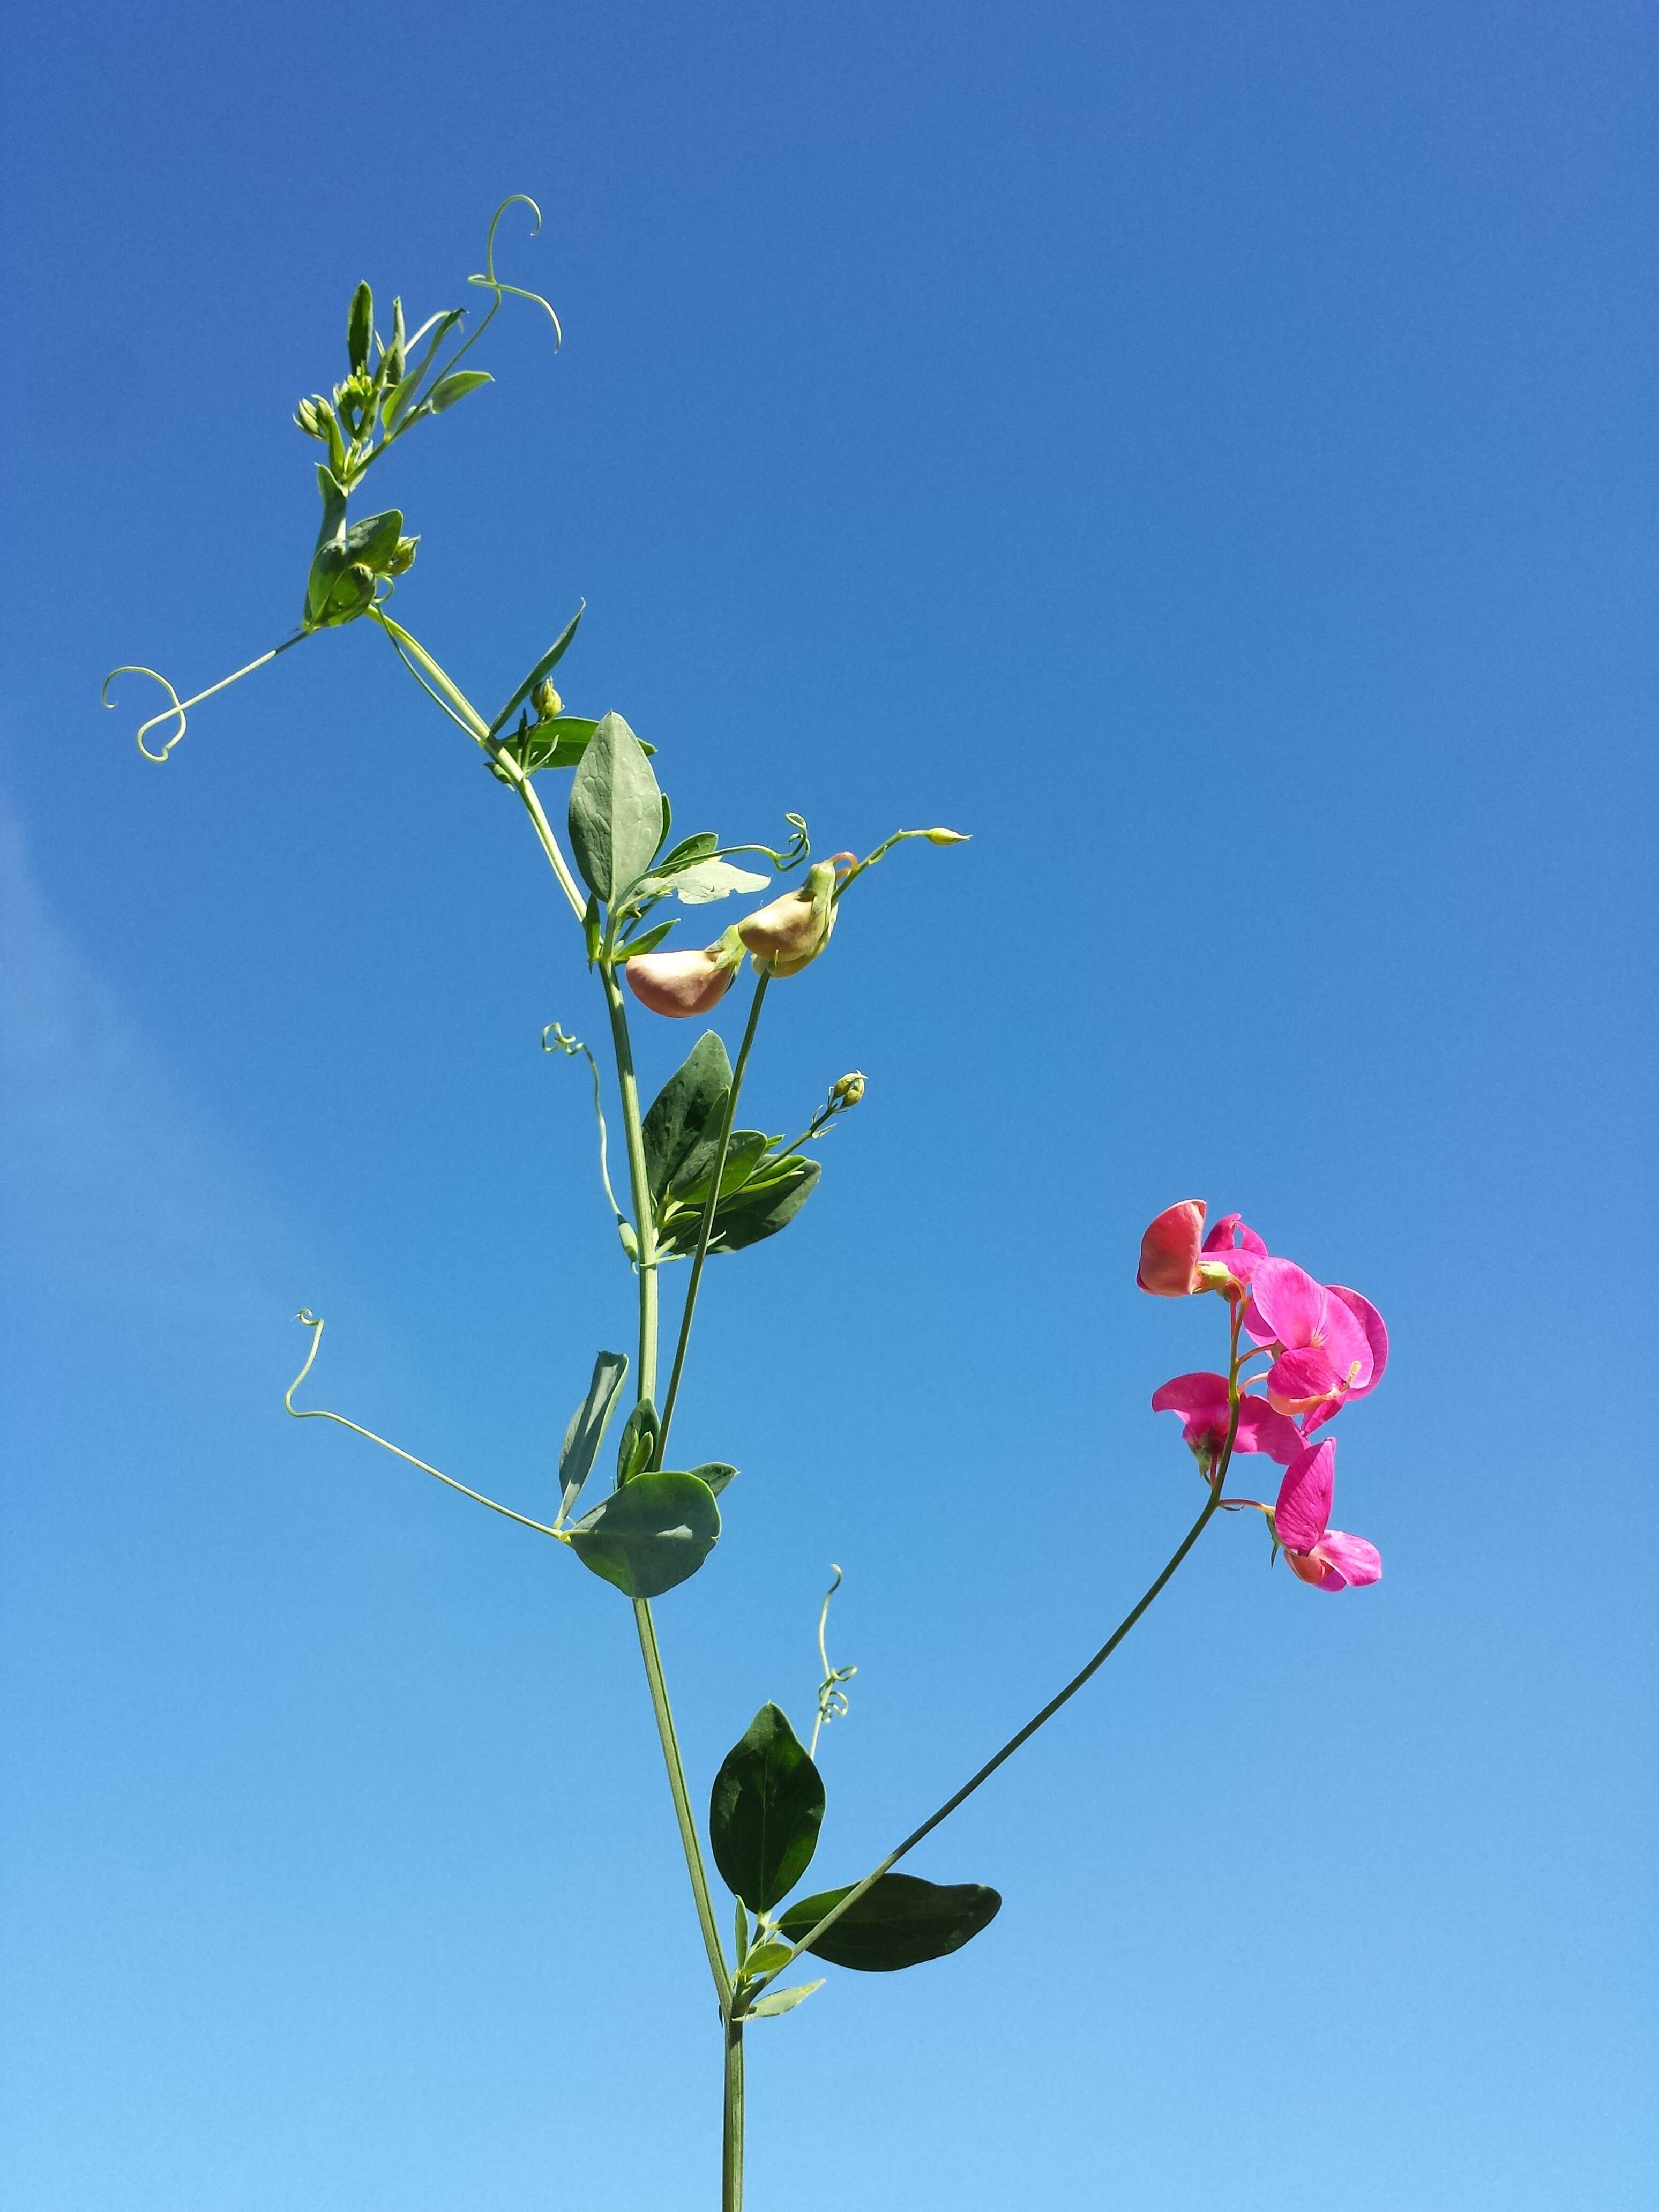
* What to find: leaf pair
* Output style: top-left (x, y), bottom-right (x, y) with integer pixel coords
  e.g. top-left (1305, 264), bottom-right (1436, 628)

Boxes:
top-left (644, 1033), bottom-right (820, 1259)
top-left (710, 1705), bottom-right (1002, 1982)
top-left (555, 1350), bottom-right (734, 1601)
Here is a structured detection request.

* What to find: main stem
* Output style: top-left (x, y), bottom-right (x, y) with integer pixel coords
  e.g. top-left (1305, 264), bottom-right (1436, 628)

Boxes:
top-left (597, 963), bottom-right (733, 2015)
top-left (722, 2020), bottom-right (745, 2212)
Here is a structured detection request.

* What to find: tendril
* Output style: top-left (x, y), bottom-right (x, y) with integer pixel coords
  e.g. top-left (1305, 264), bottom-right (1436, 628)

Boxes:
top-left (542, 1024), bottom-right (633, 1249)
top-left (808, 1565), bottom-right (858, 1759)
top-left (102, 634), bottom-right (305, 761)
top-left (285, 1310), bottom-right (561, 1538)
top-left (467, 194), bottom-right (562, 347)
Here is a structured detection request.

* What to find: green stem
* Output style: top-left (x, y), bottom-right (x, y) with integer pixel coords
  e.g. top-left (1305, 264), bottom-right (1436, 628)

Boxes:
top-left (600, 961), bottom-right (732, 2011)
top-left (722, 2017), bottom-right (745, 2212)
top-left (749, 1316), bottom-right (1253, 2002)
top-left (655, 972), bottom-right (770, 1465)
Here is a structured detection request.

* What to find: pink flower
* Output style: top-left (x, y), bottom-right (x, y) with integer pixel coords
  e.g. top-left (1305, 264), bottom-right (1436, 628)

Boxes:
top-left (1151, 1372), bottom-right (1307, 1474)
top-left (625, 935), bottom-right (743, 1017)
top-left (1245, 1258), bottom-right (1387, 1426)
top-left (1137, 1201), bottom-right (1269, 1298)
top-left (1272, 1440), bottom-right (1381, 1591)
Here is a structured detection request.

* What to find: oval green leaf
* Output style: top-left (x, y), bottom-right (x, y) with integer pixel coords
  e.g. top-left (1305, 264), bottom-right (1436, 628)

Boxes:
top-left (642, 1032), bottom-right (731, 1202)
top-left (567, 1469), bottom-right (720, 1600)
top-left (428, 368), bottom-right (495, 413)
top-left (568, 712), bottom-right (665, 907)
top-left (776, 1874), bottom-right (1002, 1972)
top-left (709, 1702), bottom-right (826, 1912)
top-left (558, 1350), bottom-right (627, 1522)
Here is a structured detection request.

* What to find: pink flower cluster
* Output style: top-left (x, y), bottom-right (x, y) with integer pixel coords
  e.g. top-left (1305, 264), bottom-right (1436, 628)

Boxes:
top-left (1138, 1200), bottom-right (1386, 1595)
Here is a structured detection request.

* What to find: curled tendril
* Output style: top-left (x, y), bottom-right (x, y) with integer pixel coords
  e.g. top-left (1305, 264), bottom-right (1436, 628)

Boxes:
top-left (720, 812), bottom-right (811, 873)
top-left (285, 1310), bottom-right (561, 1538)
top-left (542, 1023), bottom-right (633, 1250)
top-left (102, 636), bottom-right (304, 762)
top-left (468, 194), bottom-right (562, 348)
top-left (809, 1565), bottom-right (858, 1759)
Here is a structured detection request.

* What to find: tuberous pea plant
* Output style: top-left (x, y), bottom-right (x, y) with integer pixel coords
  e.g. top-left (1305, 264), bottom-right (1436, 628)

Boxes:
top-left (106, 204), bottom-right (1389, 2209)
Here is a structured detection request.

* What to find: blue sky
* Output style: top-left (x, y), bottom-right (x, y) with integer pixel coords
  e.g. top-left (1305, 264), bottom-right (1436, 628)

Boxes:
top-left (2, 3), bottom-right (1655, 2206)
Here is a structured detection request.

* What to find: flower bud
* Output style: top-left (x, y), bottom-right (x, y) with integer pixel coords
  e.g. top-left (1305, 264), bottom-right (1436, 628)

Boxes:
top-left (925, 827), bottom-right (969, 845)
top-left (738, 860), bottom-right (839, 977)
top-left (625, 932), bottom-right (744, 1017)
top-left (532, 678), bottom-right (563, 721)
top-left (831, 1071), bottom-right (865, 1108)
top-left (386, 536), bottom-right (419, 578)
top-left (348, 281), bottom-right (374, 375)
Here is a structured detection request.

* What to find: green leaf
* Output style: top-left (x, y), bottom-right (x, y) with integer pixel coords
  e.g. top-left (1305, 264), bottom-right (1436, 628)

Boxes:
top-left (734, 1898), bottom-right (750, 1967)
top-left (567, 1469), bottom-right (721, 1600)
top-left (641, 1033), bottom-right (731, 1203)
top-left (489, 606), bottom-right (586, 737)
top-left (428, 368), bottom-right (495, 413)
top-left (618, 920), bottom-right (677, 959)
top-left (664, 1129), bottom-right (769, 1212)
top-left (689, 1462), bottom-right (737, 1496)
top-left (741, 1940), bottom-right (792, 1975)
top-left (558, 1350), bottom-right (627, 1522)
top-left (342, 507), bottom-right (403, 573)
top-left (568, 713), bottom-right (664, 907)
top-left (347, 281), bottom-right (373, 372)
top-left (657, 831), bottom-right (720, 872)
top-left (776, 1875), bottom-right (1003, 1972)
top-left (669, 858), bottom-right (772, 905)
top-left (707, 1156), bottom-right (820, 1253)
top-left (746, 1979), bottom-right (825, 2017)
top-left (709, 1703), bottom-right (826, 1912)
top-left (615, 1397), bottom-right (659, 1484)
top-left (385, 308), bottom-right (464, 429)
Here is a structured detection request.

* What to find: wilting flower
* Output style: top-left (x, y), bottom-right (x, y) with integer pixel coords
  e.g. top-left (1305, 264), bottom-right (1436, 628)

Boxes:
top-left (625, 931), bottom-right (744, 1017)
top-left (1245, 1258), bottom-right (1386, 1426)
top-left (737, 856), bottom-right (851, 977)
top-left (1136, 1201), bottom-right (1268, 1298)
top-left (1151, 1372), bottom-right (1306, 1476)
top-left (1271, 1440), bottom-right (1381, 1591)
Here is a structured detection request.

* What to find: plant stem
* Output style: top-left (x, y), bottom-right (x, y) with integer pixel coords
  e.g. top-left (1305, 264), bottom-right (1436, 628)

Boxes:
top-left (599, 960), bottom-right (733, 2012)
top-left (655, 972), bottom-right (770, 1464)
top-left (722, 2019), bottom-right (745, 2212)
top-left (600, 963), bottom-right (659, 1390)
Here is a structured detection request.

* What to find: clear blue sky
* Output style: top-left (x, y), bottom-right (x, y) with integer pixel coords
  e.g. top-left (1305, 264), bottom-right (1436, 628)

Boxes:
top-left (2, 4), bottom-right (1655, 2207)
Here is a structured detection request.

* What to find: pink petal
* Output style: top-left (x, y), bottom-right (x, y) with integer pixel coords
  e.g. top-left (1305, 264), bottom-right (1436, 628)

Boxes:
top-left (1137, 1201), bottom-right (1206, 1296)
top-left (1318, 1294), bottom-right (1374, 1393)
top-left (1151, 1372), bottom-right (1230, 1423)
top-left (624, 947), bottom-right (739, 1017)
top-left (1328, 1286), bottom-right (1388, 1399)
top-left (1313, 1530), bottom-right (1382, 1589)
top-left (1274, 1440), bottom-right (1335, 1553)
top-left (1232, 1399), bottom-right (1309, 1466)
top-left (1201, 1212), bottom-right (1269, 1257)
top-left (1248, 1257), bottom-right (1327, 1349)
top-left (1267, 1346), bottom-right (1343, 1416)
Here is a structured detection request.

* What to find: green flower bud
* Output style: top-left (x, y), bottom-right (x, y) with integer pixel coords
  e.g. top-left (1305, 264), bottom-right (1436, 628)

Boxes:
top-left (386, 536), bottom-right (419, 578)
top-left (925, 827), bottom-right (969, 845)
top-left (532, 678), bottom-right (563, 721)
top-left (347, 281), bottom-right (374, 375)
top-left (831, 1071), bottom-right (866, 1108)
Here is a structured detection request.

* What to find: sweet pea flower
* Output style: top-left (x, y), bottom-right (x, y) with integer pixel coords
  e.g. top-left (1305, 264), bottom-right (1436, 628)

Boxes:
top-left (1271, 1440), bottom-right (1381, 1591)
top-left (1150, 1372), bottom-right (1306, 1476)
top-left (625, 930), bottom-right (744, 1017)
top-left (737, 856), bottom-right (854, 978)
top-left (1245, 1257), bottom-right (1387, 1426)
top-left (1136, 1201), bottom-right (1268, 1298)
